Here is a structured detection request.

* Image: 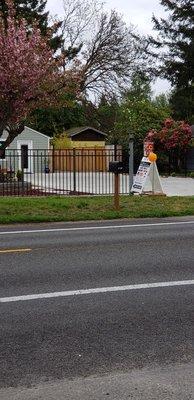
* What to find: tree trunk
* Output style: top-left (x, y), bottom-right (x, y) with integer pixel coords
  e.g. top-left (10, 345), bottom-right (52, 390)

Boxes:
top-left (0, 123), bottom-right (25, 157)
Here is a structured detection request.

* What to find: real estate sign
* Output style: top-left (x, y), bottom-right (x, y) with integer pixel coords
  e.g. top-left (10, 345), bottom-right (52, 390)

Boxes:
top-left (131, 157), bottom-right (151, 194)
top-left (131, 157), bottom-right (164, 195)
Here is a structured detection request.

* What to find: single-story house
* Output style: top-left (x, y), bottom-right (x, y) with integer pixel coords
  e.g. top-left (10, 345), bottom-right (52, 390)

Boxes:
top-left (0, 126), bottom-right (51, 173)
top-left (65, 126), bottom-right (107, 147)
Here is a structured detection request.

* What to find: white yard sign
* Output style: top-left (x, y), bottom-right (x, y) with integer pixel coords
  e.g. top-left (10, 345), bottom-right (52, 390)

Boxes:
top-left (131, 157), bottom-right (164, 195)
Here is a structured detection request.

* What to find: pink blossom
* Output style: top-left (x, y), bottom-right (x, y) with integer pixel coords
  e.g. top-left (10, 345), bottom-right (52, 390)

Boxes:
top-left (0, 0), bottom-right (81, 143)
top-left (145, 119), bottom-right (192, 152)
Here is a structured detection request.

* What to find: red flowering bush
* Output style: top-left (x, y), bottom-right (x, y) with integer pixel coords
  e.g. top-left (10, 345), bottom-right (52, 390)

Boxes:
top-left (159, 119), bottom-right (191, 150)
top-left (145, 119), bottom-right (191, 151)
top-left (145, 119), bottom-right (192, 172)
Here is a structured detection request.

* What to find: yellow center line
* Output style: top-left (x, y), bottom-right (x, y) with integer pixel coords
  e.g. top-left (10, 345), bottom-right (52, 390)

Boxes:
top-left (0, 248), bottom-right (31, 254)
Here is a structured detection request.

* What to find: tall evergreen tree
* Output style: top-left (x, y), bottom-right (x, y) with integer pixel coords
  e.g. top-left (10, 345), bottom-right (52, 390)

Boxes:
top-left (149, 0), bottom-right (194, 122)
top-left (0, 0), bottom-right (62, 51)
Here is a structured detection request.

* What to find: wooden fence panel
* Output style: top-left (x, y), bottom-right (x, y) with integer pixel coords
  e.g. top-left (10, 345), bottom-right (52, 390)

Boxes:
top-left (50, 148), bottom-right (110, 172)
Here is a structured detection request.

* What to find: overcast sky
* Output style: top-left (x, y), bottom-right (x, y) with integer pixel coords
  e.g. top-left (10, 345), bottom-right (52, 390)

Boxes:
top-left (46, 0), bottom-right (171, 94)
top-left (46, 0), bottom-right (168, 35)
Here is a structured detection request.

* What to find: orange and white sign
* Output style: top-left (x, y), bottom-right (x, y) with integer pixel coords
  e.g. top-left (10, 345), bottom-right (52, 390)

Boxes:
top-left (144, 141), bottom-right (154, 157)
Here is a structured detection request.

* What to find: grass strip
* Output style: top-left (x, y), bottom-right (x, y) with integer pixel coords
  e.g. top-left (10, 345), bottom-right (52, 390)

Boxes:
top-left (0, 195), bottom-right (194, 224)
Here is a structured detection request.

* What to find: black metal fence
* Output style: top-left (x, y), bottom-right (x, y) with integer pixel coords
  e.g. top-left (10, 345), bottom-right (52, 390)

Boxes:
top-left (0, 148), bottom-right (130, 196)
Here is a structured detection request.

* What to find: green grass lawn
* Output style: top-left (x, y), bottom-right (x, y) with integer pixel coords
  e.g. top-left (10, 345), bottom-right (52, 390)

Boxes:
top-left (0, 195), bottom-right (194, 224)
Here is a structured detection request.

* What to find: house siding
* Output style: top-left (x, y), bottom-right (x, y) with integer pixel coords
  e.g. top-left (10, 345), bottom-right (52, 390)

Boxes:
top-left (71, 140), bottom-right (105, 148)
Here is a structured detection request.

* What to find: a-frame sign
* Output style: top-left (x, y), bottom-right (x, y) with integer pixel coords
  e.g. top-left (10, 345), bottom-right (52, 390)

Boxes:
top-left (131, 157), bottom-right (164, 195)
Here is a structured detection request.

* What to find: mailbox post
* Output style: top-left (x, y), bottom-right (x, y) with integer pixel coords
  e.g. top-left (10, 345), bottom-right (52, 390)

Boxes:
top-left (109, 161), bottom-right (123, 211)
top-left (114, 172), bottom-right (119, 210)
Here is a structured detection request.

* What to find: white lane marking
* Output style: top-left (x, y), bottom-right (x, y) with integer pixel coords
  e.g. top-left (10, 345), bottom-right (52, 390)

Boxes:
top-left (0, 220), bottom-right (194, 236)
top-left (1, 280), bottom-right (194, 303)
top-left (0, 248), bottom-right (31, 254)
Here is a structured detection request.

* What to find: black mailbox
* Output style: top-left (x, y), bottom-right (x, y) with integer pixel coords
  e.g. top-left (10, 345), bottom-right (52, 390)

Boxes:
top-left (109, 161), bottom-right (123, 173)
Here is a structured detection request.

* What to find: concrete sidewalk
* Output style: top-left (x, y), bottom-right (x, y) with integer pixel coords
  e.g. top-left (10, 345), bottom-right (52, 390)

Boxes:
top-left (24, 172), bottom-right (194, 196)
top-left (161, 176), bottom-right (194, 196)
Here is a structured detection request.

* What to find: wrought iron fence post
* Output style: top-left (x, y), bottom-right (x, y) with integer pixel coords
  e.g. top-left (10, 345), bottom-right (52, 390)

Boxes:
top-left (114, 144), bottom-right (117, 160)
top-left (52, 147), bottom-right (55, 173)
top-left (73, 148), bottom-right (76, 193)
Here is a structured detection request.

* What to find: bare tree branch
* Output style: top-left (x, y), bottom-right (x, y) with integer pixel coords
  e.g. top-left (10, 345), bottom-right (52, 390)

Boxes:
top-left (62, 0), bottom-right (103, 47)
top-left (61, 0), bottom-right (149, 100)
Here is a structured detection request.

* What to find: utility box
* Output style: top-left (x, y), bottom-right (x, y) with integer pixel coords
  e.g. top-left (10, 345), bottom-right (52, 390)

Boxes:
top-left (109, 161), bottom-right (123, 174)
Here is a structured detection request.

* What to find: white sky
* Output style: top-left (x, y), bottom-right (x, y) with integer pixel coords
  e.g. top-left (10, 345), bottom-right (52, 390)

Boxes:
top-left (46, 0), bottom-right (171, 94)
top-left (46, 0), bottom-right (167, 34)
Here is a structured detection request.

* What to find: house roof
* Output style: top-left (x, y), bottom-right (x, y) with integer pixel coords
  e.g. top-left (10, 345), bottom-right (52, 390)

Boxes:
top-left (65, 126), bottom-right (107, 138)
top-left (25, 126), bottom-right (51, 140)
top-left (2, 126), bottom-right (50, 140)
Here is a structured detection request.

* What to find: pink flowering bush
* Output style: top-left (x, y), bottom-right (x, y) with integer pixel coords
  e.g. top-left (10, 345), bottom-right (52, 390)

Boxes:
top-left (146, 119), bottom-right (191, 151)
top-left (145, 119), bottom-right (192, 172)
top-left (159, 119), bottom-right (191, 150)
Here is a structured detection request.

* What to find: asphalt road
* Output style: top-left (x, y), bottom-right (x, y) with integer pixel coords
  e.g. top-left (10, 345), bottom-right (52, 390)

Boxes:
top-left (0, 217), bottom-right (194, 399)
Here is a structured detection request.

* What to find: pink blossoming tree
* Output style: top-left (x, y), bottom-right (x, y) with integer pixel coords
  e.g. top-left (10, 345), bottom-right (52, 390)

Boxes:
top-left (0, 0), bottom-right (80, 155)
